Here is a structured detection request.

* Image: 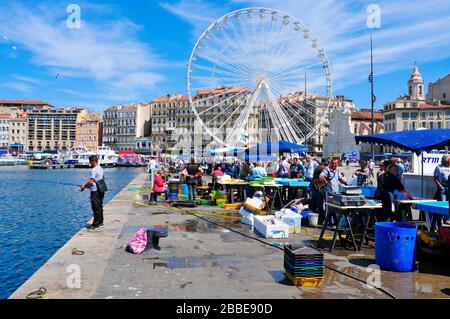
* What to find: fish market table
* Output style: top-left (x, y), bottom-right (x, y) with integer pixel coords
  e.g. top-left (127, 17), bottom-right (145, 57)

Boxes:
top-left (249, 183), bottom-right (284, 211)
top-left (217, 181), bottom-right (249, 204)
top-left (362, 186), bottom-right (435, 226)
top-left (319, 202), bottom-right (383, 252)
top-left (275, 179), bottom-right (310, 201)
top-left (395, 197), bottom-right (437, 226)
top-left (413, 201), bottom-right (449, 230)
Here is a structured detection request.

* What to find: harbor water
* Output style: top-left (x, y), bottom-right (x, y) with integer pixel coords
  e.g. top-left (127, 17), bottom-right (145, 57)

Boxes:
top-left (0, 166), bottom-right (141, 299)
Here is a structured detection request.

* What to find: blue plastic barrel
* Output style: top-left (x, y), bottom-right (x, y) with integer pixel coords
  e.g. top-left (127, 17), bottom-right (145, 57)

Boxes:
top-left (168, 193), bottom-right (178, 200)
top-left (181, 184), bottom-right (189, 195)
top-left (375, 222), bottom-right (417, 272)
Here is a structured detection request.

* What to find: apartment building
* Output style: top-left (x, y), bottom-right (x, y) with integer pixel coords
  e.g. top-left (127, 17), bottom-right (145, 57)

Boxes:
top-left (103, 105), bottom-right (137, 151)
top-left (27, 107), bottom-right (82, 152)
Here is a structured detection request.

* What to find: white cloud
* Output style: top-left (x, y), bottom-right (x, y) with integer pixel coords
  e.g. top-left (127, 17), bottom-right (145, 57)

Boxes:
top-left (0, 2), bottom-right (165, 100)
top-left (160, 0), bottom-right (230, 38)
top-left (12, 75), bottom-right (43, 86)
top-left (1, 82), bottom-right (33, 94)
top-left (161, 0), bottom-right (450, 98)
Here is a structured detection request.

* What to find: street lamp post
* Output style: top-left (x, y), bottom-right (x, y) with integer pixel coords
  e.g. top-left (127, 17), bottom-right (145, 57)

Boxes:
top-left (369, 34), bottom-right (376, 162)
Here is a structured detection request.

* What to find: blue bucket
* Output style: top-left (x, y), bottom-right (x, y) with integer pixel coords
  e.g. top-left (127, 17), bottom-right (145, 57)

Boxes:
top-left (181, 184), bottom-right (189, 195)
top-left (168, 193), bottom-right (178, 200)
top-left (375, 222), bottom-right (417, 272)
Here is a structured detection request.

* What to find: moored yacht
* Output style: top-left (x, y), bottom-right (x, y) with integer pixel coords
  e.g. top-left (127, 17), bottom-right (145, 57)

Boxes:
top-left (97, 145), bottom-right (119, 167)
top-left (0, 154), bottom-right (27, 166)
top-left (65, 146), bottom-right (89, 166)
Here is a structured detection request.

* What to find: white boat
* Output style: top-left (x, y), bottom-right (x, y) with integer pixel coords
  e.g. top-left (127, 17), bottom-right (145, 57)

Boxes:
top-left (65, 146), bottom-right (89, 165)
top-left (97, 145), bottom-right (119, 167)
top-left (76, 151), bottom-right (97, 168)
top-left (0, 154), bottom-right (27, 166)
top-left (74, 145), bottom-right (118, 168)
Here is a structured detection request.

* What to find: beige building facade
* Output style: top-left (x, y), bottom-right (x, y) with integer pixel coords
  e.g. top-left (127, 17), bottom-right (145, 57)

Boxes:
top-left (76, 110), bottom-right (103, 151)
top-left (103, 105), bottom-right (137, 151)
top-left (9, 114), bottom-right (28, 148)
top-left (384, 67), bottom-right (450, 134)
top-left (27, 107), bottom-right (82, 152)
top-left (427, 74), bottom-right (450, 105)
top-left (135, 89), bottom-right (358, 157)
top-left (0, 114), bottom-right (11, 149)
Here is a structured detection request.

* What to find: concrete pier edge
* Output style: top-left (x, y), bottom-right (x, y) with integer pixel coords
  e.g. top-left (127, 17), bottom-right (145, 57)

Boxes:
top-left (9, 172), bottom-right (148, 299)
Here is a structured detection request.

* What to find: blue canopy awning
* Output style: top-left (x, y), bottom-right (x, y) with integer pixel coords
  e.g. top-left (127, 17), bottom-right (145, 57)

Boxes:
top-left (176, 154), bottom-right (192, 160)
top-left (243, 140), bottom-right (308, 155)
top-left (355, 129), bottom-right (450, 155)
top-left (210, 147), bottom-right (244, 156)
top-left (239, 154), bottom-right (278, 162)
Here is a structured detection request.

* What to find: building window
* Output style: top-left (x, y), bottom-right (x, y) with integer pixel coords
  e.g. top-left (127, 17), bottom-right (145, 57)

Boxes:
top-left (403, 122), bottom-right (408, 131)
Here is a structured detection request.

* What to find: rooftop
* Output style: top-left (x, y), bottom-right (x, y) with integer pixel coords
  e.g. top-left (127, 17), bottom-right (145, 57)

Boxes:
top-left (0, 99), bottom-right (49, 104)
top-left (418, 103), bottom-right (450, 109)
top-left (105, 104), bottom-right (138, 112)
top-left (352, 111), bottom-right (384, 120)
top-left (154, 95), bottom-right (189, 103)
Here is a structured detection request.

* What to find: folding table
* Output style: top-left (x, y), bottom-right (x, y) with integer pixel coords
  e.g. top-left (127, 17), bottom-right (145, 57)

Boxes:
top-left (318, 201), bottom-right (382, 251)
top-left (413, 201), bottom-right (449, 230)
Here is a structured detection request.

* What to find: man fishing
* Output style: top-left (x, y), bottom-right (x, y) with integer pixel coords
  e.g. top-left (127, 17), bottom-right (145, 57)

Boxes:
top-left (80, 156), bottom-right (108, 230)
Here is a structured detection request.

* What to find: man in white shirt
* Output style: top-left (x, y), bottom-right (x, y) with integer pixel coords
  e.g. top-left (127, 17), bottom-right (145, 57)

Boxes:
top-left (81, 156), bottom-right (106, 229)
top-left (434, 155), bottom-right (450, 201)
top-left (148, 156), bottom-right (158, 187)
top-left (368, 159), bottom-right (375, 183)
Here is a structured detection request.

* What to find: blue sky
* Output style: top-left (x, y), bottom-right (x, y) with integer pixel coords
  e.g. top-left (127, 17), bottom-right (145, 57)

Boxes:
top-left (0, 0), bottom-right (449, 111)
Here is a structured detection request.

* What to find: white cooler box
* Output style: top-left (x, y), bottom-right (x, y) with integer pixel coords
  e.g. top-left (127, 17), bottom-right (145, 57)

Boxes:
top-left (254, 215), bottom-right (289, 239)
top-left (275, 210), bottom-right (302, 234)
top-left (239, 207), bottom-right (255, 226)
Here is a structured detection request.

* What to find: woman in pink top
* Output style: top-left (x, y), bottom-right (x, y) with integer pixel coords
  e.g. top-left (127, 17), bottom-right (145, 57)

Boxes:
top-left (212, 166), bottom-right (225, 177)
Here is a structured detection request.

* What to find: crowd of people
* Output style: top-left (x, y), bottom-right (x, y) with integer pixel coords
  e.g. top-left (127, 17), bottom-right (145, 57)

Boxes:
top-left (146, 153), bottom-right (449, 227)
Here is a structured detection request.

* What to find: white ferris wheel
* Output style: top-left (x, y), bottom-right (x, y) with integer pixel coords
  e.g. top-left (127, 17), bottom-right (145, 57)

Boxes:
top-left (187, 7), bottom-right (332, 148)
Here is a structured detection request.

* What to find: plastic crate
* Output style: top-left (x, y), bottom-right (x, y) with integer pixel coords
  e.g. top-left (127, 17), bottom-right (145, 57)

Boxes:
top-left (200, 200), bottom-right (216, 206)
top-left (223, 203), bottom-right (242, 210)
top-left (216, 198), bottom-right (228, 207)
top-left (285, 272), bottom-right (323, 287)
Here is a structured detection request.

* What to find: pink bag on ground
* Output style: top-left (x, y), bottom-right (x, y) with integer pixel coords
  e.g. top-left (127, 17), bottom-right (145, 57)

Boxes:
top-left (125, 228), bottom-right (148, 254)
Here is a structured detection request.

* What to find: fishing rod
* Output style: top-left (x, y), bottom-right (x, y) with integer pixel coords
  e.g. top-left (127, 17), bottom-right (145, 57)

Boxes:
top-left (1, 179), bottom-right (81, 188)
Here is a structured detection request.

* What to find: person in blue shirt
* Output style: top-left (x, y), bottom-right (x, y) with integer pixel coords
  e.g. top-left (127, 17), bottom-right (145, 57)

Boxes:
top-left (232, 160), bottom-right (240, 179)
top-left (304, 155), bottom-right (319, 182)
top-left (252, 162), bottom-right (268, 179)
top-left (289, 158), bottom-right (304, 179)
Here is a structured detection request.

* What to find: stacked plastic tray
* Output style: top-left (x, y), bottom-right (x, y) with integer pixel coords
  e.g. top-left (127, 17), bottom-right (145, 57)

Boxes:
top-left (284, 245), bottom-right (324, 287)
